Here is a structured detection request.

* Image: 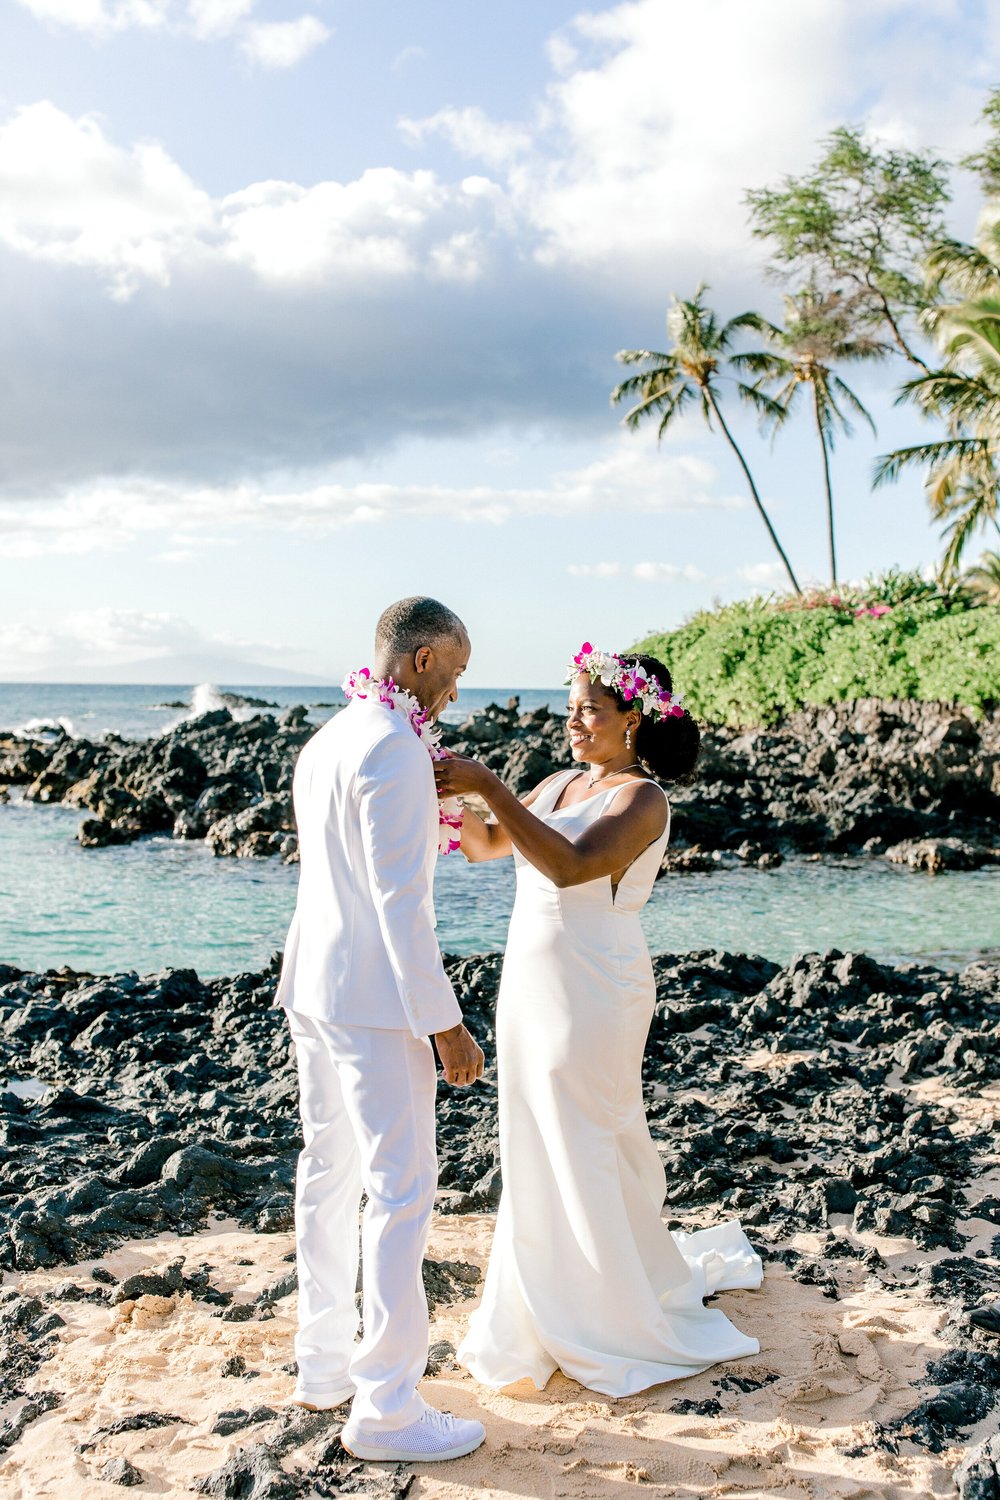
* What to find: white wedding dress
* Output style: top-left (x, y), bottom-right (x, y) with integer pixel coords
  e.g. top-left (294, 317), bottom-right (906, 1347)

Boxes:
top-left (458, 769), bottom-right (762, 1397)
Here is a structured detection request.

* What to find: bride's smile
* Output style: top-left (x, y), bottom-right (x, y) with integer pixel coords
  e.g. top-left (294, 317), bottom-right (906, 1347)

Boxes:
top-left (565, 676), bottom-right (642, 781)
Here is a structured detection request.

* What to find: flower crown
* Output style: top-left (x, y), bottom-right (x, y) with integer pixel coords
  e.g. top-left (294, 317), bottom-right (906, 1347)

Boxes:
top-left (566, 643), bottom-right (685, 721)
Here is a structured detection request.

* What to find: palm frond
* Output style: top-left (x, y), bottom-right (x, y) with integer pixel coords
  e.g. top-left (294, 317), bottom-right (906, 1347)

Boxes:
top-left (656, 384), bottom-right (695, 440)
top-left (895, 370), bottom-right (1000, 428)
top-left (812, 377), bottom-right (851, 449)
top-left (928, 390), bottom-right (1000, 433)
top-left (940, 503), bottom-right (988, 578)
top-left (729, 350), bottom-right (791, 377)
top-left (926, 236), bottom-right (1000, 299)
top-left (873, 435), bottom-right (993, 488)
top-left (610, 359), bottom-right (677, 407)
top-left (940, 305), bottom-right (1000, 373)
top-left (828, 374), bottom-right (877, 436)
top-left (963, 548), bottom-right (1000, 601)
top-left (924, 450), bottom-right (999, 521)
top-left (614, 347), bottom-right (673, 369)
top-left (619, 384), bottom-right (683, 430)
top-left (737, 382), bottom-right (789, 425)
top-left (725, 309), bottom-right (781, 341)
top-left (830, 335), bottom-right (893, 364)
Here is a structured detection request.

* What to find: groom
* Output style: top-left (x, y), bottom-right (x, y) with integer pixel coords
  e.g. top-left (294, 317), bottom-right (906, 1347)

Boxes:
top-left (274, 596), bottom-right (486, 1463)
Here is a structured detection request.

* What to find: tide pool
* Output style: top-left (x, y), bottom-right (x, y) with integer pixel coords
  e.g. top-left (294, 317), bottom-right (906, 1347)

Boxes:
top-left (1, 798), bottom-right (997, 977)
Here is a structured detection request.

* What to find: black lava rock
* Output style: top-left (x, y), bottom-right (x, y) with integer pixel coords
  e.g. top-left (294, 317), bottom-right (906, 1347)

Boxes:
top-left (99, 1456), bottom-right (144, 1486)
top-left (956, 1433), bottom-right (1000, 1500)
top-left (211, 1407), bottom-right (280, 1437)
top-left (6, 696), bottom-right (997, 864)
top-left (1, 939), bottom-right (998, 1484)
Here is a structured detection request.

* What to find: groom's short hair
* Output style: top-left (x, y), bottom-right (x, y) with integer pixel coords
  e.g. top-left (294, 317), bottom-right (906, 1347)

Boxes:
top-left (375, 597), bottom-right (467, 660)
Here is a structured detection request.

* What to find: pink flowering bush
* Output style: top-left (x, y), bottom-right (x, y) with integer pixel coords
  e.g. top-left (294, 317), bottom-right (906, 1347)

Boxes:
top-left (631, 570), bottom-right (998, 725)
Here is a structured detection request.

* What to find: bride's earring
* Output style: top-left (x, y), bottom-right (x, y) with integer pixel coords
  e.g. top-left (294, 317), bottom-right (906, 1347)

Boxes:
top-left (625, 727), bottom-right (632, 750)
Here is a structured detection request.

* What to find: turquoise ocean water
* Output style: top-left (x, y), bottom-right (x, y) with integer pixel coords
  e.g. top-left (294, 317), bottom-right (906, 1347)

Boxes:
top-left (1, 684), bottom-right (998, 976)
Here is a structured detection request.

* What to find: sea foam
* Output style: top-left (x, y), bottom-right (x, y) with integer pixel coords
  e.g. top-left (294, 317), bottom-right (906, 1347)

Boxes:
top-left (164, 683), bottom-right (266, 732)
top-left (11, 716), bottom-right (78, 741)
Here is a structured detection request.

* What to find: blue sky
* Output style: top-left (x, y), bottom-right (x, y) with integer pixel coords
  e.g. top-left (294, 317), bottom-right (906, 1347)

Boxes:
top-left (1, 0), bottom-right (998, 685)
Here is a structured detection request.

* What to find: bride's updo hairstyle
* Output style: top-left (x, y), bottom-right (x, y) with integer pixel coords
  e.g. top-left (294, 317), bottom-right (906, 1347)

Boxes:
top-left (609, 653), bottom-right (701, 783)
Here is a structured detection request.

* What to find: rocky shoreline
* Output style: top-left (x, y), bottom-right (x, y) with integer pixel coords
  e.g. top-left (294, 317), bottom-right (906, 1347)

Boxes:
top-left (1, 947), bottom-right (999, 1492)
top-left (1, 695), bottom-right (999, 872)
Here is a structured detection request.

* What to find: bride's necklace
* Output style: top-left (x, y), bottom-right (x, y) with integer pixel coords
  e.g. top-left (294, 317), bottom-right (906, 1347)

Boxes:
top-left (586, 762), bottom-right (646, 789)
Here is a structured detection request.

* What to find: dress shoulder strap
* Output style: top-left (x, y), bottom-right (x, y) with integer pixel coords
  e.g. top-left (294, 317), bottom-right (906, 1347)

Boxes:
top-left (603, 776), bottom-right (670, 807)
top-left (604, 777), bottom-right (671, 838)
top-left (539, 767), bottom-right (579, 811)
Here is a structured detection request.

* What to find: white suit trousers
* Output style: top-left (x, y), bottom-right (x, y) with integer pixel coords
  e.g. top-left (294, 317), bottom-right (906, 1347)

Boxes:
top-left (287, 1012), bottom-right (438, 1431)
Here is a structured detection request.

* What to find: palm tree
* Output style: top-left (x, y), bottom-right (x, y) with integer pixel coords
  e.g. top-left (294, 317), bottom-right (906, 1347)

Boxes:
top-left (611, 285), bottom-right (801, 593)
top-left (924, 226), bottom-right (1000, 303)
top-left (734, 289), bottom-right (888, 583)
top-left (875, 284), bottom-right (1000, 577)
top-left (964, 548), bottom-right (1000, 603)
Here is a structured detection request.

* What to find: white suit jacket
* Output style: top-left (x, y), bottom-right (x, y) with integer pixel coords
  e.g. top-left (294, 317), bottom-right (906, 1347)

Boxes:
top-left (274, 696), bottom-right (462, 1038)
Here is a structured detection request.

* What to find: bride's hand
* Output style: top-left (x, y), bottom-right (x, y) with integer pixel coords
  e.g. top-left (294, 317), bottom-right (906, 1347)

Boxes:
top-left (434, 753), bottom-right (492, 799)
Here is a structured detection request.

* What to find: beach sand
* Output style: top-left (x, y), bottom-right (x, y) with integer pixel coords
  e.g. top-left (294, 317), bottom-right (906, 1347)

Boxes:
top-left (3, 1179), bottom-right (994, 1500)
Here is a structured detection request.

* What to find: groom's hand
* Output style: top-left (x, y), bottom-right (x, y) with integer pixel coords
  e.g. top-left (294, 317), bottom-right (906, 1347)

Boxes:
top-left (433, 1022), bottom-right (485, 1087)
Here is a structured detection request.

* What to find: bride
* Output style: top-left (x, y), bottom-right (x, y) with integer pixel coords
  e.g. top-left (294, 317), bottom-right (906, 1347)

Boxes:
top-left (433, 644), bottom-right (762, 1397)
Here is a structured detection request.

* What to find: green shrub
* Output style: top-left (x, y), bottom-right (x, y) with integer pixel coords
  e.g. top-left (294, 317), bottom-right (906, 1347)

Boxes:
top-left (632, 581), bottom-right (1000, 726)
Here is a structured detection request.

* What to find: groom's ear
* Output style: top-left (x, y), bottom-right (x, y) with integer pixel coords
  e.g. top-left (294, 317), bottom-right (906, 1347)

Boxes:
top-left (413, 645), bottom-right (433, 674)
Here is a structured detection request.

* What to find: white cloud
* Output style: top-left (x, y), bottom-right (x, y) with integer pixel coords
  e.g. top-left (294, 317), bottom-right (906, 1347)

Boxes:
top-left (0, 105), bottom-right (507, 294)
top-left (428, 229), bottom-right (487, 282)
top-left (392, 44), bottom-right (425, 71)
top-left (15, 0), bottom-right (169, 33)
top-left (400, 107), bottom-right (533, 169)
top-left (560, 443), bottom-right (742, 514)
top-left (15, 0), bottom-right (327, 66)
top-left (218, 168), bottom-right (480, 283)
top-left (0, 102), bottom-right (212, 298)
top-left (567, 562), bottom-right (625, 578)
top-left (2, 0), bottom-right (997, 520)
top-left (569, 562), bottom-right (706, 581)
top-left (187, 0), bottom-right (255, 39)
top-left (545, 31), bottom-right (579, 77)
top-left (737, 561), bottom-right (788, 588)
top-left (0, 440), bottom-right (740, 557)
top-left (568, 559), bottom-right (807, 591)
top-left (239, 15), bottom-right (330, 69)
top-left (15, 0), bottom-right (106, 27)
top-left (633, 561), bottom-right (706, 582)
top-left (396, 0), bottom-right (991, 290)
top-left (517, 0), bottom-right (860, 278)
top-left (4, 0), bottom-right (990, 307)
top-left (72, 607), bottom-right (204, 653)
top-left (0, 607), bottom-right (295, 678)
top-left (391, 0), bottom-right (858, 285)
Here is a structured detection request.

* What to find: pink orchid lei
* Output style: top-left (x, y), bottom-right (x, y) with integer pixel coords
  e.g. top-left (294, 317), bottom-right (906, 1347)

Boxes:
top-left (566, 643), bottom-right (685, 721)
top-left (342, 667), bottom-right (463, 855)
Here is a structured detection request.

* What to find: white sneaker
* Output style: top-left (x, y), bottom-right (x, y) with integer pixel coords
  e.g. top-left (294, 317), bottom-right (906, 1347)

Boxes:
top-left (340, 1406), bottom-right (485, 1463)
top-left (290, 1382), bottom-right (354, 1411)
